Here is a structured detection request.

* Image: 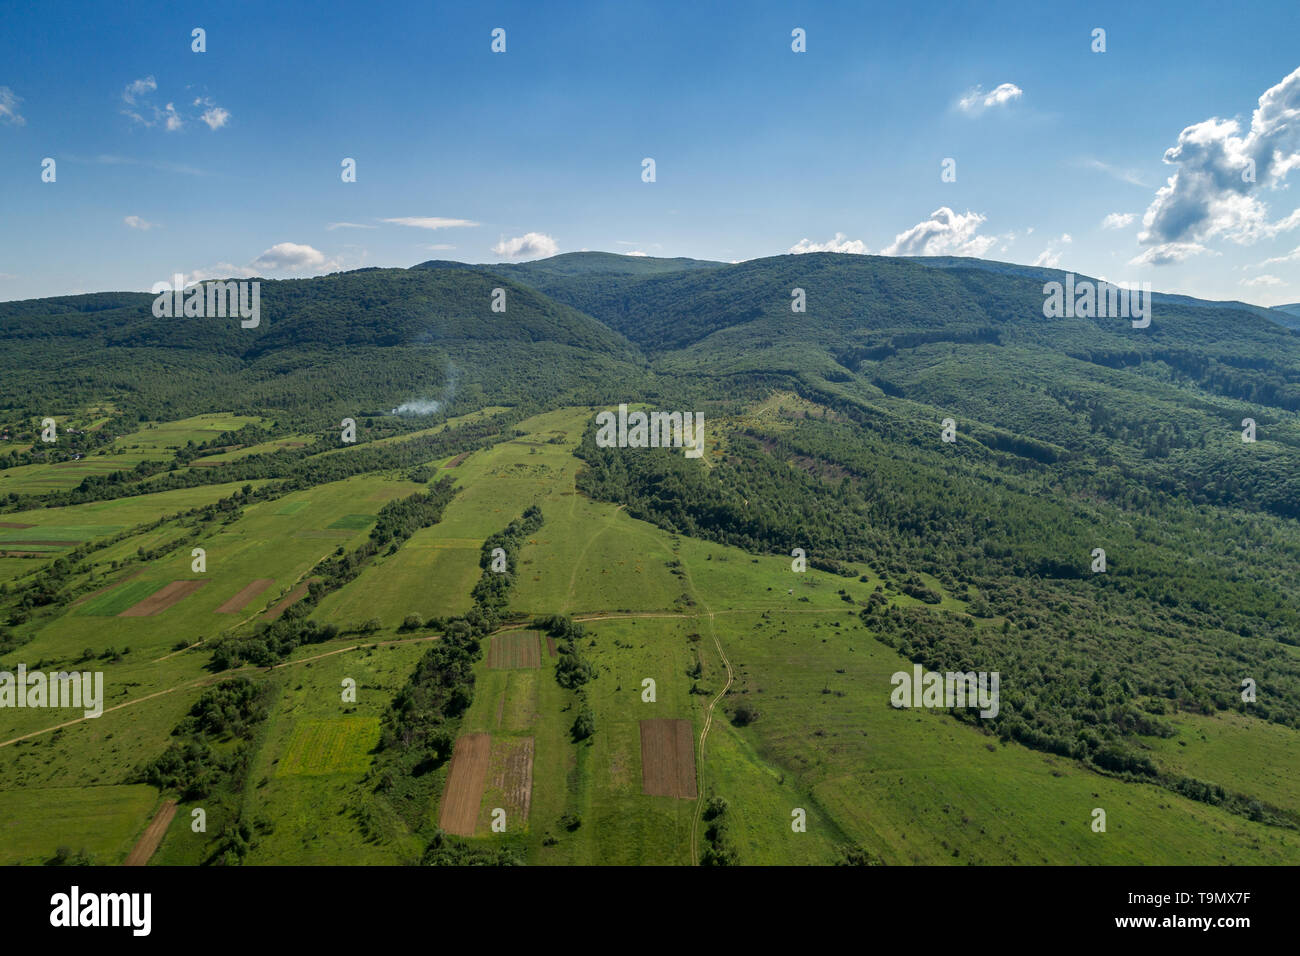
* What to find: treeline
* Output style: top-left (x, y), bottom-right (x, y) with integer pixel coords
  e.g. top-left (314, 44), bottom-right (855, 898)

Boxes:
top-left (0, 409), bottom-right (518, 514)
top-left (471, 505), bottom-right (542, 612)
top-left (371, 508), bottom-right (543, 837)
top-left (209, 479), bottom-right (458, 669)
top-left (537, 615), bottom-right (595, 690)
top-left (422, 829), bottom-right (522, 866)
top-left (699, 796), bottom-right (738, 866)
top-left (134, 678), bottom-right (269, 800)
top-left (131, 682), bottom-right (276, 868)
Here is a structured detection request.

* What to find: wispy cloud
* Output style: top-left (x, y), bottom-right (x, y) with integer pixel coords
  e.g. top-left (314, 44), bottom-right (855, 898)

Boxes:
top-left (1101, 212), bottom-right (1137, 229)
top-left (382, 217), bottom-right (479, 230)
top-left (122, 77), bottom-right (229, 132)
top-left (124, 215), bottom-right (159, 230)
top-left (1078, 158), bottom-right (1149, 188)
top-left (326, 222), bottom-right (377, 231)
top-left (0, 87), bottom-right (25, 126)
top-left (66, 153), bottom-right (210, 177)
top-left (122, 76), bottom-right (156, 106)
top-left (1032, 233), bottom-right (1073, 268)
top-left (1253, 244), bottom-right (1300, 267)
top-left (958, 82), bottom-right (1022, 114)
top-left (1128, 242), bottom-right (1211, 266)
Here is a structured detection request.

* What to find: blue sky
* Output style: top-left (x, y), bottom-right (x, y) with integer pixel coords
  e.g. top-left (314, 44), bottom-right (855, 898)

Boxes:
top-left (3, 0), bottom-right (1300, 305)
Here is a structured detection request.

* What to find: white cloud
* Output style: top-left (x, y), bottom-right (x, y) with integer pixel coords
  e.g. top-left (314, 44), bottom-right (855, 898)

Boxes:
top-left (124, 215), bottom-right (158, 230)
top-left (1138, 66), bottom-right (1300, 258)
top-left (382, 217), bottom-right (479, 230)
top-left (789, 232), bottom-right (869, 254)
top-left (1259, 244), bottom-right (1300, 266)
top-left (1242, 274), bottom-right (1284, 286)
top-left (1032, 233), bottom-right (1073, 268)
top-left (958, 82), bottom-right (1022, 114)
top-left (627, 250), bottom-right (648, 256)
top-left (491, 232), bottom-right (559, 260)
top-left (0, 87), bottom-right (25, 126)
top-left (183, 242), bottom-right (350, 284)
top-left (250, 242), bottom-right (336, 272)
top-left (326, 222), bottom-right (377, 231)
top-left (425, 244), bottom-right (456, 251)
top-left (1128, 242), bottom-right (1210, 266)
top-left (184, 264), bottom-right (251, 283)
top-left (122, 76), bottom-right (157, 106)
top-left (200, 106), bottom-right (229, 130)
top-left (1102, 212), bottom-right (1137, 229)
top-left (180, 248), bottom-right (353, 285)
top-left (881, 207), bottom-right (997, 257)
top-left (122, 78), bottom-right (228, 132)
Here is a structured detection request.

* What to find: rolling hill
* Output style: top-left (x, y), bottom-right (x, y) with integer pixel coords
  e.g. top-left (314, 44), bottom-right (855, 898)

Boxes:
top-left (1, 251), bottom-right (1298, 866)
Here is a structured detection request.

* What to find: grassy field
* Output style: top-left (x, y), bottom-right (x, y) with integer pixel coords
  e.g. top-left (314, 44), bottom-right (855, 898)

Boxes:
top-left (1146, 710), bottom-right (1300, 819)
top-left (3, 403), bottom-right (1299, 867)
top-left (229, 640), bottom-right (431, 866)
top-left (9, 471), bottom-right (424, 672)
top-left (0, 784), bottom-right (161, 865)
top-left (278, 718), bottom-right (381, 776)
top-left (0, 413), bottom-right (261, 496)
top-left (190, 433), bottom-right (316, 465)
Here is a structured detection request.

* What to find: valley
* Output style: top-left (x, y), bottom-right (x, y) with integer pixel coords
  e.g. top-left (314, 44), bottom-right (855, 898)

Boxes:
top-left (1, 252), bottom-right (1298, 866)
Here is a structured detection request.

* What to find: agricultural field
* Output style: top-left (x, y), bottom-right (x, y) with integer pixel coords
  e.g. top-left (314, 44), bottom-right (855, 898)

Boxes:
top-left (0, 413), bottom-right (262, 496)
top-left (2, 398), bottom-right (1299, 869)
top-left (487, 631), bottom-right (542, 669)
top-left (0, 784), bottom-right (161, 865)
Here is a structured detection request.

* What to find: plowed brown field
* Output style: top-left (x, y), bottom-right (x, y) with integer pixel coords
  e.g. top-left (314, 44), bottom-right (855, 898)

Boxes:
top-left (439, 733), bottom-right (491, 836)
top-left (639, 718), bottom-right (697, 799)
top-left (118, 580), bottom-right (206, 617)
top-left (215, 578), bottom-right (274, 613)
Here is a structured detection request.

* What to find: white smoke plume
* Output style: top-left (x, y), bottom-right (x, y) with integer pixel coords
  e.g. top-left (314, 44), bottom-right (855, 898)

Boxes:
top-left (391, 363), bottom-right (461, 416)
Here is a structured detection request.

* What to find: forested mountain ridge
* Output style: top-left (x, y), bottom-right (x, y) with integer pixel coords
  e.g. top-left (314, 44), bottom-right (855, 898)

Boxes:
top-left (0, 267), bottom-right (647, 425)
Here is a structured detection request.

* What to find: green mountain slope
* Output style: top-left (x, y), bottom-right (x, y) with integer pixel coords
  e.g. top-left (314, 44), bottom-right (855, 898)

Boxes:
top-left (0, 268), bottom-right (645, 424)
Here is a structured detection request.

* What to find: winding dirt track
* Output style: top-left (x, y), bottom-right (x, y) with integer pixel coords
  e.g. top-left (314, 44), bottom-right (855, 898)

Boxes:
top-left (124, 799), bottom-right (177, 866)
top-left (690, 620), bottom-right (733, 865)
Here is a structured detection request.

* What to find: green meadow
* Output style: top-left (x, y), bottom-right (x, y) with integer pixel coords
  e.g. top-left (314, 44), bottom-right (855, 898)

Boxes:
top-left (2, 403), bottom-right (1298, 866)
top-left (0, 413), bottom-right (262, 496)
top-left (0, 784), bottom-right (160, 865)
